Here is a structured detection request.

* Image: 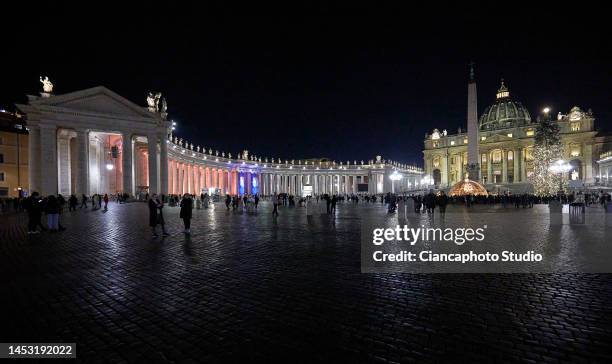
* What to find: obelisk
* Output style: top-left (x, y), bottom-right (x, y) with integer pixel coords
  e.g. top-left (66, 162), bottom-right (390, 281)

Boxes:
top-left (466, 63), bottom-right (480, 181)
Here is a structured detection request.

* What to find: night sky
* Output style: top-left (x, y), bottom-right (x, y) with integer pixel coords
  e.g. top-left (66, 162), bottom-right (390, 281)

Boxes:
top-left (2, 5), bottom-right (610, 165)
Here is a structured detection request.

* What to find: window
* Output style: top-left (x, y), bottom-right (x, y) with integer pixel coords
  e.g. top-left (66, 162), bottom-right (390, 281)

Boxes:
top-left (0, 136), bottom-right (3, 144)
top-left (526, 129), bottom-right (534, 137)
top-left (463, 138), bottom-right (468, 144)
top-left (433, 156), bottom-right (440, 168)
top-left (570, 144), bottom-right (581, 157)
top-left (507, 133), bottom-right (513, 138)
top-left (571, 122), bottom-right (581, 131)
top-left (507, 151), bottom-right (513, 161)
top-left (433, 141), bottom-right (439, 148)
top-left (0, 187), bottom-right (7, 196)
top-left (481, 136), bottom-right (487, 141)
top-left (492, 151), bottom-right (502, 163)
top-left (481, 154), bottom-right (487, 163)
top-left (450, 140), bottom-right (455, 146)
top-left (0, 154), bottom-right (3, 163)
top-left (0, 172), bottom-right (4, 181)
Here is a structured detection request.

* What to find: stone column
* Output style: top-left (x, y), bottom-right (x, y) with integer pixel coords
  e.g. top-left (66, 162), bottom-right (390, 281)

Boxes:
top-left (75, 129), bottom-right (89, 196)
top-left (39, 124), bottom-right (58, 196)
top-left (147, 134), bottom-right (158, 194)
top-left (57, 134), bottom-right (71, 196)
top-left (502, 150), bottom-right (508, 183)
top-left (160, 134), bottom-right (168, 196)
top-left (514, 149), bottom-right (521, 183)
top-left (520, 149), bottom-right (527, 183)
top-left (486, 152), bottom-right (492, 184)
top-left (28, 125), bottom-right (41, 193)
top-left (353, 175), bottom-right (357, 194)
top-left (121, 132), bottom-right (133, 196)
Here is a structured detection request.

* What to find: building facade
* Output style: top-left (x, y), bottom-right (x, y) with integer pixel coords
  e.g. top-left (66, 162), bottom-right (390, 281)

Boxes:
top-left (0, 110), bottom-right (28, 197)
top-left (14, 84), bottom-right (423, 198)
top-left (424, 80), bottom-right (612, 193)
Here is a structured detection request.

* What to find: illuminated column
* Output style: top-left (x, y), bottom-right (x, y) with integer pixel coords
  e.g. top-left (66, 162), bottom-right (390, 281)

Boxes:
top-left (174, 161), bottom-right (179, 194)
top-left (75, 128), bottom-right (89, 196)
top-left (486, 152), bottom-right (492, 184)
top-left (520, 149), bottom-right (526, 182)
top-left (168, 159), bottom-right (174, 195)
top-left (39, 124), bottom-right (58, 196)
top-left (147, 134), bottom-right (158, 194)
top-left (160, 135), bottom-right (168, 196)
top-left (189, 164), bottom-right (194, 194)
top-left (502, 150), bottom-right (508, 183)
top-left (121, 131), bottom-right (133, 196)
top-left (513, 149), bottom-right (520, 183)
top-left (177, 163), bottom-right (183, 195)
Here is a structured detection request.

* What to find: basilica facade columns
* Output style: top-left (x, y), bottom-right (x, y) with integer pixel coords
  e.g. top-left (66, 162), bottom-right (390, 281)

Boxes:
top-left (122, 132), bottom-right (134, 196)
top-left (147, 134), bottom-right (158, 194)
top-left (160, 135), bottom-right (168, 195)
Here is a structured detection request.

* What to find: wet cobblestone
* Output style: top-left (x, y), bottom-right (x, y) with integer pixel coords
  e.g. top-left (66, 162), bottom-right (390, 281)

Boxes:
top-left (1, 201), bottom-right (611, 363)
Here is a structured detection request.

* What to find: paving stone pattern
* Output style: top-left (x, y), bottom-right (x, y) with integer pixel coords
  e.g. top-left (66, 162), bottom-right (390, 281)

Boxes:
top-left (1, 201), bottom-right (611, 363)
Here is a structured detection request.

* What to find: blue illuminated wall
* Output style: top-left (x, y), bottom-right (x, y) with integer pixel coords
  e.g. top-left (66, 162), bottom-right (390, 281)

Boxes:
top-left (239, 175), bottom-right (245, 195)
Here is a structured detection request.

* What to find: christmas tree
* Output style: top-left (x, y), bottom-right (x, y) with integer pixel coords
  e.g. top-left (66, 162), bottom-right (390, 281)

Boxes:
top-left (531, 111), bottom-right (565, 196)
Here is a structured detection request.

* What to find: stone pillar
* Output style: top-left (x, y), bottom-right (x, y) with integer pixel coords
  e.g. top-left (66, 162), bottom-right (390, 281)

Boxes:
top-left (75, 129), bottom-right (89, 196)
top-left (121, 132), bottom-right (133, 196)
top-left (486, 152), bottom-right (492, 184)
top-left (147, 134), bottom-right (158, 194)
top-left (160, 134), bottom-right (168, 196)
top-left (353, 175), bottom-right (357, 194)
top-left (502, 150), bottom-right (508, 183)
top-left (514, 149), bottom-right (521, 183)
top-left (57, 135), bottom-right (72, 196)
top-left (39, 124), bottom-right (58, 196)
top-left (28, 125), bottom-right (41, 193)
top-left (584, 144), bottom-right (593, 183)
top-left (520, 149), bottom-right (527, 183)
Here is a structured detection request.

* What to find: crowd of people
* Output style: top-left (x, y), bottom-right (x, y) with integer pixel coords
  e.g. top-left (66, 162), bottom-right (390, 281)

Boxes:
top-left (7, 187), bottom-right (611, 237)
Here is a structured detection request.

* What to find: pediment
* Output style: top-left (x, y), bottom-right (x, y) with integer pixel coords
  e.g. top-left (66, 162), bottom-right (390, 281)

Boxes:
top-left (30, 86), bottom-right (153, 119)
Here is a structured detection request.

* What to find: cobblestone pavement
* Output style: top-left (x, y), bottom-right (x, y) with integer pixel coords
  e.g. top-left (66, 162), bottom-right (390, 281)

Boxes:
top-left (1, 201), bottom-right (611, 363)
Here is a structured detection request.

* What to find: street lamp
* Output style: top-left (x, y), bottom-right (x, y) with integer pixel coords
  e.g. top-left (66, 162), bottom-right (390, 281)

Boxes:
top-left (389, 170), bottom-right (402, 193)
top-left (543, 107), bottom-right (551, 114)
top-left (549, 159), bottom-right (571, 196)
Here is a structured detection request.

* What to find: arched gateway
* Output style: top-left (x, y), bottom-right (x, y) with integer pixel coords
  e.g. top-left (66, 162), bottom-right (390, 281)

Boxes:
top-left (18, 85), bottom-right (423, 197)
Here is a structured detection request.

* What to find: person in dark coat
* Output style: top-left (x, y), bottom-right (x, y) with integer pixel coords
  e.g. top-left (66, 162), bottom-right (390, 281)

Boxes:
top-left (179, 193), bottom-right (193, 234)
top-left (148, 195), bottom-right (159, 237)
top-left (437, 191), bottom-right (449, 214)
top-left (25, 192), bottom-right (46, 234)
top-left (45, 195), bottom-right (60, 231)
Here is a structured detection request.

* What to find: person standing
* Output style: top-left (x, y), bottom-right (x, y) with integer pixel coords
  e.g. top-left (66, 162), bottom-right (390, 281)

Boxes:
top-left (25, 192), bottom-right (46, 234)
top-left (69, 194), bottom-right (78, 211)
top-left (148, 195), bottom-right (160, 237)
top-left (254, 194), bottom-right (259, 209)
top-left (103, 194), bottom-right (109, 211)
top-left (156, 195), bottom-right (169, 236)
top-left (45, 195), bottom-right (60, 232)
top-left (180, 193), bottom-right (193, 234)
top-left (437, 191), bottom-right (449, 215)
top-left (272, 193), bottom-right (279, 216)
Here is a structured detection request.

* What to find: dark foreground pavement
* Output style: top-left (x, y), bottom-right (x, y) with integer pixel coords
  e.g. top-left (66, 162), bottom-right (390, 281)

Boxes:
top-left (1, 201), bottom-right (611, 363)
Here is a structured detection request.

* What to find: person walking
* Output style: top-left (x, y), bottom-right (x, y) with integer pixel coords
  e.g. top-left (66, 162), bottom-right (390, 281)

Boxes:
top-left (80, 193), bottom-right (88, 209)
top-left (254, 194), bottom-right (259, 209)
top-left (180, 193), bottom-right (193, 234)
top-left (45, 195), bottom-right (60, 232)
top-left (103, 194), bottom-right (109, 211)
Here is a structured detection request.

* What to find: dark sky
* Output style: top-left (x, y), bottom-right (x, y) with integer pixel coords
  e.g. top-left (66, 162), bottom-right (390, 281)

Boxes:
top-left (2, 4), bottom-right (610, 165)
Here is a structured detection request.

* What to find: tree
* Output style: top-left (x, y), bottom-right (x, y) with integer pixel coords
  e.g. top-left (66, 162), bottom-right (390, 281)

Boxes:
top-left (531, 111), bottom-right (565, 196)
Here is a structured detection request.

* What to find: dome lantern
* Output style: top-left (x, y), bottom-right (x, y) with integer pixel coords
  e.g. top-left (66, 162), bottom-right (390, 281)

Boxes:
top-left (479, 79), bottom-right (531, 131)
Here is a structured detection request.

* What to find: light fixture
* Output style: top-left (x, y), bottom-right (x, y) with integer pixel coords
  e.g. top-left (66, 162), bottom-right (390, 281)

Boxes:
top-left (543, 107), bottom-right (551, 114)
top-left (389, 171), bottom-right (403, 181)
top-left (106, 163), bottom-right (114, 171)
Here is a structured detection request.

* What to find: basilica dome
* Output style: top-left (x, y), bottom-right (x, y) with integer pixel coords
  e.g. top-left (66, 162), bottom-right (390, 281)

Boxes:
top-left (479, 80), bottom-right (531, 131)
